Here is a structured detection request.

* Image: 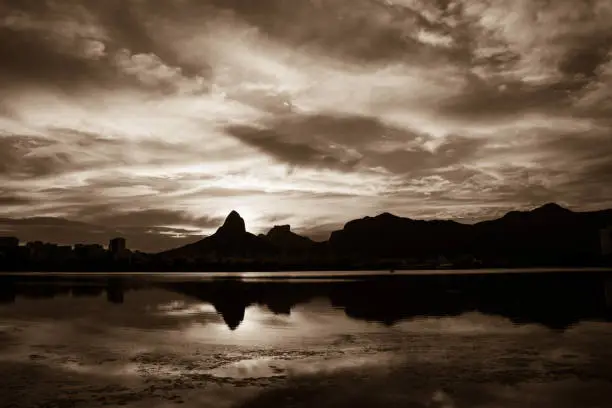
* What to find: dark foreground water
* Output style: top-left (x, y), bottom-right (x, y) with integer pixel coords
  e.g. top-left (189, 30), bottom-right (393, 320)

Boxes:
top-left (1, 270), bottom-right (612, 408)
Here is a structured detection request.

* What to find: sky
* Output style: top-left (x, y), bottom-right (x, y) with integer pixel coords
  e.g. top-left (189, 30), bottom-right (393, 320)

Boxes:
top-left (1, 0), bottom-right (612, 251)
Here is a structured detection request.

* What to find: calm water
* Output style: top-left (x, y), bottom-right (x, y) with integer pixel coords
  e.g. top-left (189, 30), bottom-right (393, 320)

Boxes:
top-left (1, 270), bottom-right (612, 407)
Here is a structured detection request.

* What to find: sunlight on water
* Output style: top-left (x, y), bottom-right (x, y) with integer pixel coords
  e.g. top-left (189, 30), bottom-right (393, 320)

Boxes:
top-left (1, 272), bottom-right (612, 407)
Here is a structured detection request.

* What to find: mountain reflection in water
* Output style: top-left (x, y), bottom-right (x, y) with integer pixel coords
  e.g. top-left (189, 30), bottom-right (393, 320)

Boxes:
top-left (2, 271), bottom-right (611, 330)
top-left (1, 271), bottom-right (612, 408)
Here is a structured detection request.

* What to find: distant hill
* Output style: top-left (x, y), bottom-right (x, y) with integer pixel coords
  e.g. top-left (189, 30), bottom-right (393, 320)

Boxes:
top-left (470, 203), bottom-right (612, 264)
top-left (328, 203), bottom-right (612, 264)
top-left (263, 225), bottom-right (317, 251)
top-left (328, 212), bottom-right (472, 258)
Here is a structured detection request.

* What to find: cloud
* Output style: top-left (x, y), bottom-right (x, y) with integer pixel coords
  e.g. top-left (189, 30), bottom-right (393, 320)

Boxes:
top-left (376, 125), bottom-right (612, 219)
top-left (0, 213), bottom-right (209, 252)
top-left (201, 0), bottom-right (447, 63)
top-left (0, 1), bottom-right (211, 95)
top-left (364, 135), bottom-right (483, 176)
top-left (0, 1), bottom-right (113, 90)
top-left (82, 209), bottom-right (223, 230)
top-left (435, 79), bottom-right (575, 124)
top-left (573, 52), bottom-right (612, 116)
top-left (0, 135), bottom-right (74, 180)
top-left (0, 192), bottom-right (33, 206)
top-left (0, 0), bottom-right (611, 242)
top-left (223, 112), bottom-right (484, 178)
top-left (251, 113), bottom-right (411, 147)
top-left (459, 0), bottom-right (612, 81)
top-left (113, 49), bottom-right (209, 94)
top-left (225, 124), bottom-right (362, 171)
top-left (0, 25), bottom-right (110, 91)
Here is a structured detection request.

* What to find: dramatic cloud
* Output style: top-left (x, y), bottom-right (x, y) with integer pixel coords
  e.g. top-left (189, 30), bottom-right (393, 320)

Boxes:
top-left (0, 0), bottom-right (611, 250)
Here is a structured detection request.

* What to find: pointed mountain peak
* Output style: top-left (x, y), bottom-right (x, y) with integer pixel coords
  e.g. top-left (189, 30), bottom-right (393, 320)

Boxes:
top-left (216, 210), bottom-right (246, 235)
top-left (532, 202), bottom-right (571, 213)
top-left (226, 210), bottom-right (242, 219)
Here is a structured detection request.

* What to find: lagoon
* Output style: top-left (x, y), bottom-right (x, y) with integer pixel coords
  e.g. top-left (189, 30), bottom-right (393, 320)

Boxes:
top-left (1, 270), bottom-right (612, 407)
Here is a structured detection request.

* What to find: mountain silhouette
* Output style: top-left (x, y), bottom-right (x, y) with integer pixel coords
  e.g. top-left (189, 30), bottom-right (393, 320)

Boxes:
top-left (264, 225), bottom-right (316, 251)
top-left (2, 203), bottom-right (611, 271)
top-left (154, 203), bottom-right (612, 267)
top-left (217, 210), bottom-right (246, 237)
top-left (161, 211), bottom-right (276, 259)
top-left (471, 203), bottom-right (612, 264)
top-left (327, 203), bottom-right (612, 264)
top-left (329, 212), bottom-right (471, 258)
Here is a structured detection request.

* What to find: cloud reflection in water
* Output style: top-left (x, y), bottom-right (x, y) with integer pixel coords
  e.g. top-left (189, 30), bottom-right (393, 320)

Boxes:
top-left (0, 274), bottom-right (612, 407)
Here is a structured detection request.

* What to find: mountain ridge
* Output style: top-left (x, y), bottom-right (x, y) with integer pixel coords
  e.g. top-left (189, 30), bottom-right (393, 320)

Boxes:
top-left (157, 203), bottom-right (612, 267)
top-left (2, 203), bottom-right (611, 267)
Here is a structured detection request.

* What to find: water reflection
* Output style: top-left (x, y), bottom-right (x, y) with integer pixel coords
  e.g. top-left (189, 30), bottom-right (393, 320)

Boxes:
top-left (1, 272), bottom-right (612, 408)
top-left (2, 272), bottom-right (611, 331)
